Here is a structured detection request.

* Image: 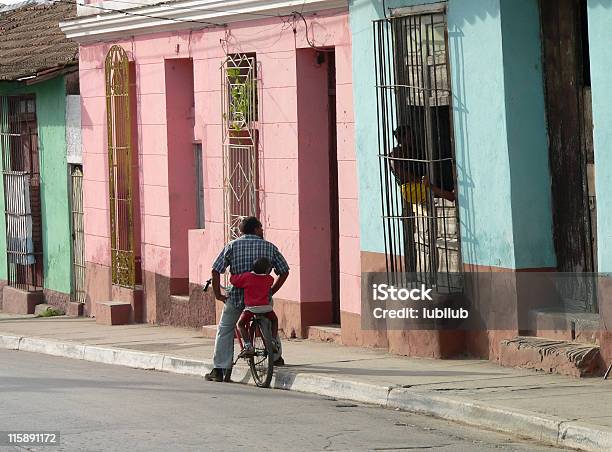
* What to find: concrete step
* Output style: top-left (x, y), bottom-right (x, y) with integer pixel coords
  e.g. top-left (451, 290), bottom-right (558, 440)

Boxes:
top-left (170, 294), bottom-right (190, 304)
top-left (2, 286), bottom-right (43, 314)
top-left (307, 324), bottom-right (342, 344)
top-left (201, 324), bottom-right (217, 339)
top-left (529, 309), bottom-right (599, 344)
top-left (500, 336), bottom-right (604, 378)
top-left (96, 302), bottom-right (131, 326)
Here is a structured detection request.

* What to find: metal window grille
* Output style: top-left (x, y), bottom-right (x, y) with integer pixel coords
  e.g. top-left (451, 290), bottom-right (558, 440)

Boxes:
top-left (374, 10), bottom-right (461, 291)
top-left (194, 143), bottom-right (205, 229)
top-left (105, 45), bottom-right (136, 287)
top-left (70, 165), bottom-right (86, 303)
top-left (0, 95), bottom-right (44, 292)
top-left (221, 53), bottom-right (260, 243)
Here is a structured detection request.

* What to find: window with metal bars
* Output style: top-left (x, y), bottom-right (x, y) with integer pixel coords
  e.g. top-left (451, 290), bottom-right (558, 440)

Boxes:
top-left (374, 8), bottom-right (461, 291)
top-left (105, 45), bottom-right (136, 287)
top-left (194, 142), bottom-right (205, 229)
top-left (221, 53), bottom-right (260, 243)
top-left (0, 95), bottom-right (44, 292)
top-left (70, 164), bottom-right (86, 303)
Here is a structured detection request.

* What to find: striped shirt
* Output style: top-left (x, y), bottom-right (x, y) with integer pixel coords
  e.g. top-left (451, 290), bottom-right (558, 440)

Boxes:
top-left (212, 234), bottom-right (289, 308)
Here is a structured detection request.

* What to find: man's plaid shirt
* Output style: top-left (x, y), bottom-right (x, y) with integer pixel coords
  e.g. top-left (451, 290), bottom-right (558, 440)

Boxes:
top-left (212, 234), bottom-right (290, 309)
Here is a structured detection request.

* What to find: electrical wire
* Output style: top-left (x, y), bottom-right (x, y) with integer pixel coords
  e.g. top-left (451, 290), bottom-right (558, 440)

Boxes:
top-left (291, 10), bottom-right (334, 52)
top-left (60, 0), bottom-right (338, 55)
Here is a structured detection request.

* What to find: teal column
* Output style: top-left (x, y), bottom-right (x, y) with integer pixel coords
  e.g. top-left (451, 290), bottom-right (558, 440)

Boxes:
top-left (587, 0), bottom-right (612, 273)
top-left (449, 0), bottom-right (556, 269)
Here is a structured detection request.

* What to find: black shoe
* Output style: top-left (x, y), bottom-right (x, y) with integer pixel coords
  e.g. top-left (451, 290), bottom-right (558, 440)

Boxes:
top-left (223, 368), bottom-right (233, 382)
top-left (273, 357), bottom-right (285, 366)
top-left (204, 368), bottom-right (223, 382)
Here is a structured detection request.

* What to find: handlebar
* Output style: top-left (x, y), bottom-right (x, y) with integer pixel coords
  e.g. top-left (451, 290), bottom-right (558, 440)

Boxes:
top-left (203, 278), bottom-right (231, 292)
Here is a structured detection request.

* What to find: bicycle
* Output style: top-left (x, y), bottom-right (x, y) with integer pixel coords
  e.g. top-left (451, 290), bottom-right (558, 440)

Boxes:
top-left (204, 278), bottom-right (275, 388)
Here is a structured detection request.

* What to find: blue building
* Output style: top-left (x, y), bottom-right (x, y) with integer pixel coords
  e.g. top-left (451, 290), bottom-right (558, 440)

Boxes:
top-left (349, 0), bottom-right (611, 372)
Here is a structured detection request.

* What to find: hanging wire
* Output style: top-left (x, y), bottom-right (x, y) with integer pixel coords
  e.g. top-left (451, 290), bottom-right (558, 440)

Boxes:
top-left (61, 0), bottom-right (339, 54)
top-left (291, 11), bottom-right (335, 52)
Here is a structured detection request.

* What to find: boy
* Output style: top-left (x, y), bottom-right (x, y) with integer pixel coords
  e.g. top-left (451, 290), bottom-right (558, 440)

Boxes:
top-left (230, 257), bottom-right (279, 356)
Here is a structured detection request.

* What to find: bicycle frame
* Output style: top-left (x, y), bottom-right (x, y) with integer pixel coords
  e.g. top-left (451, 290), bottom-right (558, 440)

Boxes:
top-left (204, 277), bottom-right (275, 387)
top-left (203, 278), bottom-right (260, 362)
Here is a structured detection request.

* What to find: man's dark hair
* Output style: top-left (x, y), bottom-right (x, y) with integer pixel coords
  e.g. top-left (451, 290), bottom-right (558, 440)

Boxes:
top-left (239, 216), bottom-right (262, 235)
top-left (252, 257), bottom-right (272, 275)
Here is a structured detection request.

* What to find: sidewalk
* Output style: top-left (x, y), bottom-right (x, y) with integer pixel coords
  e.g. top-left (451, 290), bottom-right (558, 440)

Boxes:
top-left (1, 314), bottom-right (611, 451)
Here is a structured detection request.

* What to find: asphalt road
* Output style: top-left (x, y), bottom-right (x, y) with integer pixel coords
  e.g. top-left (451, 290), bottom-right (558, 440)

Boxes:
top-left (0, 349), bottom-right (569, 452)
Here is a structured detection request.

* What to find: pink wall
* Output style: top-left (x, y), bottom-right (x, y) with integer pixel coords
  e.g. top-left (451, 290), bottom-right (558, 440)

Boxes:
top-left (80, 8), bottom-right (360, 315)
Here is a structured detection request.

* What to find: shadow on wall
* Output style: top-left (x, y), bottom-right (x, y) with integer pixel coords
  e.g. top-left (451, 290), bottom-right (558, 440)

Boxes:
top-left (443, 0), bottom-right (505, 269)
top-left (447, 25), bottom-right (475, 267)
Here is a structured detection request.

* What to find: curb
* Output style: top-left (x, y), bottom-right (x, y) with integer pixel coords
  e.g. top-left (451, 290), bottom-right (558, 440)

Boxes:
top-left (2, 334), bottom-right (611, 451)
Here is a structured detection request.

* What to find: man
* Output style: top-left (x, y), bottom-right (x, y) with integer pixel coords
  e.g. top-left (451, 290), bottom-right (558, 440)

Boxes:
top-left (205, 216), bottom-right (290, 382)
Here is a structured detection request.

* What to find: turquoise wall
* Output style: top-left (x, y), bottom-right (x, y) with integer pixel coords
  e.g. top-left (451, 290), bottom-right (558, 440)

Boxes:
top-left (587, 0), bottom-right (612, 272)
top-left (0, 77), bottom-right (72, 294)
top-left (350, 0), bottom-right (556, 269)
top-left (500, 0), bottom-right (556, 269)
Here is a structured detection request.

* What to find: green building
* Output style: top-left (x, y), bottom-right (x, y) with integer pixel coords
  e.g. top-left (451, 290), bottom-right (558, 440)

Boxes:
top-left (0, 0), bottom-right (84, 314)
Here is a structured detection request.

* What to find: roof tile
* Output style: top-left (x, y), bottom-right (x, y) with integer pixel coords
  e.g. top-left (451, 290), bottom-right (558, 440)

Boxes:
top-left (0, 1), bottom-right (78, 81)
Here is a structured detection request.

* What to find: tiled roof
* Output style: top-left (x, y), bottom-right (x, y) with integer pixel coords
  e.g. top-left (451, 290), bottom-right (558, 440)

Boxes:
top-left (0, 0), bottom-right (78, 81)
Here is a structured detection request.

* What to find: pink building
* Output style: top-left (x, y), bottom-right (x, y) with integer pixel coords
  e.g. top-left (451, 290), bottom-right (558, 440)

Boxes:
top-left (61, 0), bottom-right (360, 337)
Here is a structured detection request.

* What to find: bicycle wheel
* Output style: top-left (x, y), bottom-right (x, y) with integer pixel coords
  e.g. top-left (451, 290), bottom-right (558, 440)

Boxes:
top-left (248, 319), bottom-right (274, 388)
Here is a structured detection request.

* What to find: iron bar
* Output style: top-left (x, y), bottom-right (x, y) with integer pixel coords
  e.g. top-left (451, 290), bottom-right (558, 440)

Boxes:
top-left (374, 9), bottom-right (461, 292)
top-left (105, 45), bottom-right (136, 287)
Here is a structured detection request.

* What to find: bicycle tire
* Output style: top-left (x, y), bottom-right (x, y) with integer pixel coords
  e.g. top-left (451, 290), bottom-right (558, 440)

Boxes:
top-left (248, 319), bottom-right (274, 388)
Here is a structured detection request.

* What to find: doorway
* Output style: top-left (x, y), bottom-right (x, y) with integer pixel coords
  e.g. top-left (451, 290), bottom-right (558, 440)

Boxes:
top-left (296, 48), bottom-right (340, 326)
top-left (327, 52), bottom-right (341, 324)
top-left (540, 0), bottom-right (597, 312)
top-left (0, 95), bottom-right (44, 292)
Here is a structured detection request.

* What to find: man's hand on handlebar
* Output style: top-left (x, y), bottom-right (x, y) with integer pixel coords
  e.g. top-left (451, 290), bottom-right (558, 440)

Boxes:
top-left (210, 271), bottom-right (228, 303)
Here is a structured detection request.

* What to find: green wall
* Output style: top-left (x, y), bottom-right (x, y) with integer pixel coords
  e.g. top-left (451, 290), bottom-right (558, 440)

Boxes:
top-left (0, 76), bottom-right (72, 294)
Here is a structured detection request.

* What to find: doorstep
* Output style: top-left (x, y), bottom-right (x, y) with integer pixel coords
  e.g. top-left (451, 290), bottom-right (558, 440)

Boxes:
top-left (307, 324), bottom-right (342, 344)
top-left (499, 336), bottom-right (604, 378)
top-left (1, 286), bottom-right (43, 314)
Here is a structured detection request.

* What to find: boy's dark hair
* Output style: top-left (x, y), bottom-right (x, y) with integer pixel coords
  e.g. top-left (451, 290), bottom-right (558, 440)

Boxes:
top-left (252, 257), bottom-right (272, 275)
top-left (239, 216), bottom-right (262, 235)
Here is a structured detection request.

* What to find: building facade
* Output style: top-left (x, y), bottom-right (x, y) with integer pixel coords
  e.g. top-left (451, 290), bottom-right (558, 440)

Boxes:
top-left (350, 0), bottom-right (611, 370)
top-left (0, 1), bottom-right (84, 315)
top-left (62, 0), bottom-right (360, 332)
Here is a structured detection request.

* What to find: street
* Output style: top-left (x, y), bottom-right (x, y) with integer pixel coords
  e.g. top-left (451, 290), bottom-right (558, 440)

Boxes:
top-left (0, 350), bottom-right (568, 452)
